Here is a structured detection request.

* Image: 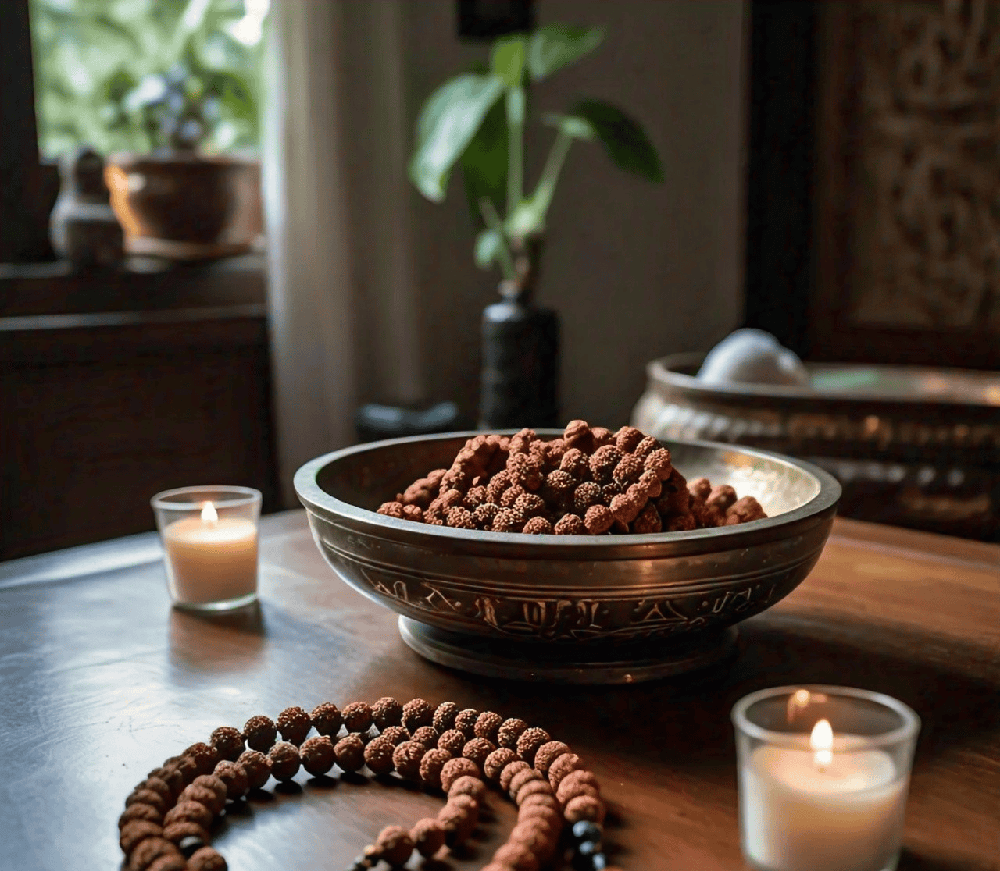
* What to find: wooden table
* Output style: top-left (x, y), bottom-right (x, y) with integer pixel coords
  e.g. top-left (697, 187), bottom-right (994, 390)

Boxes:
top-left (2, 512), bottom-right (997, 871)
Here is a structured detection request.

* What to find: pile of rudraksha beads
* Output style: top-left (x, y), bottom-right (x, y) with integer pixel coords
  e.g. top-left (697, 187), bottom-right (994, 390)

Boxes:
top-left (118, 698), bottom-right (619, 871)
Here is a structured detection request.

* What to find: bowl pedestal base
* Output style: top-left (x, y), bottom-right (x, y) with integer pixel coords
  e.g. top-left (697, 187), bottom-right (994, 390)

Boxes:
top-left (398, 616), bottom-right (739, 684)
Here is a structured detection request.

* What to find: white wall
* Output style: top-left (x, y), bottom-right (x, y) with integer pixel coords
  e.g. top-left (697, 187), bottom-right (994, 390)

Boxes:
top-left (400, 0), bottom-right (748, 427)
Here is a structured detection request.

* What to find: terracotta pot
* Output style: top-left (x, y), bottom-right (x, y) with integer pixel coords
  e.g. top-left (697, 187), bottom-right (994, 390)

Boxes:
top-left (105, 152), bottom-right (262, 260)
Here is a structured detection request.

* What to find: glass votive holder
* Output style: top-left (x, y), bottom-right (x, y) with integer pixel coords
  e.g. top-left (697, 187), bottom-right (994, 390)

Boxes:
top-left (732, 685), bottom-right (920, 871)
top-left (151, 485), bottom-right (262, 611)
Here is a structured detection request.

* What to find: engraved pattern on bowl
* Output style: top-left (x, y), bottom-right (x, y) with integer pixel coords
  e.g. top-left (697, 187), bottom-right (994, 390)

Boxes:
top-left (294, 433), bottom-right (841, 645)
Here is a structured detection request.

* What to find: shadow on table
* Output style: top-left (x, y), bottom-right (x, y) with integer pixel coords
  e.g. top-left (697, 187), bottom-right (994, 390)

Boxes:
top-left (897, 847), bottom-right (995, 871)
top-left (444, 612), bottom-right (999, 776)
top-left (168, 600), bottom-right (268, 673)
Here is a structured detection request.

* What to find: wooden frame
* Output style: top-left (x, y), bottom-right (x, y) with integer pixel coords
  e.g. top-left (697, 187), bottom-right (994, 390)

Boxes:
top-left (745, 0), bottom-right (1000, 371)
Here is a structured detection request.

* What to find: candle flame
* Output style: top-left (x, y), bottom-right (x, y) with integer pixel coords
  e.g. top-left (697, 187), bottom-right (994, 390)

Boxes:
top-left (201, 501), bottom-right (218, 523)
top-left (810, 719), bottom-right (834, 770)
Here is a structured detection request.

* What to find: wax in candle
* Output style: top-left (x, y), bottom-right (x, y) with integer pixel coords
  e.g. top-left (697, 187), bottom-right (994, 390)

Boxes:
top-left (162, 515), bottom-right (258, 605)
top-left (740, 744), bottom-right (906, 871)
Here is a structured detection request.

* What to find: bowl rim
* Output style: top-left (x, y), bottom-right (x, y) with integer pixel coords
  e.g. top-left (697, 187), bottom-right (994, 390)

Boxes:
top-left (294, 431), bottom-right (841, 554)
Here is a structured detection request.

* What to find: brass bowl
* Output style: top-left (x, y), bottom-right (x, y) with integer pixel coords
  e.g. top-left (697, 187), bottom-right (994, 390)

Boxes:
top-left (294, 433), bottom-right (840, 683)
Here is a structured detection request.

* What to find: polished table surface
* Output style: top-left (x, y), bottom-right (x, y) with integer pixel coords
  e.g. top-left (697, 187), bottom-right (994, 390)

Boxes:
top-left (1, 512), bottom-right (998, 871)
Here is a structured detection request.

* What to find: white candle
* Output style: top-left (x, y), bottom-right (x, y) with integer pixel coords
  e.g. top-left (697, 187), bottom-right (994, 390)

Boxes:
top-left (740, 722), bottom-right (907, 871)
top-left (162, 501), bottom-right (258, 605)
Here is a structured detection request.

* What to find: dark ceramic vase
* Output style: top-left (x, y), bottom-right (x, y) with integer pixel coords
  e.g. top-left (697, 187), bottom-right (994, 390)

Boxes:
top-left (478, 236), bottom-right (560, 429)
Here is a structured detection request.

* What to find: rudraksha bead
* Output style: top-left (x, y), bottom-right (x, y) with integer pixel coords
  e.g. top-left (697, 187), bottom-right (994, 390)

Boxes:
top-left (401, 698), bottom-right (434, 732)
top-left (437, 729), bottom-right (466, 757)
top-left (510, 821), bottom-right (559, 862)
top-left (138, 774), bottom-right (177, 803)
top-left (564, 794), bottom-right (605, 825)
top-left (410, 818), bottom-right (446, 858)
top-left (547, 752), bottom-right (583, 789)
top-left (127, 837), bottom-right (181, 871)
top-left (236, 750), bottom-right (271, 790)
top-left (179, 782), bottom-right (224, 817)
top-left (119, 803), bottom-right (163, 830)
top-left (448, 774), bottom-right (487, 803)
top-left (300, 736), bottom-right (337, 777)
top-left (310, 702), bottom-right (343, 737)
top-left (631, 502), bottom-right (663, 534)
top-left (493, 840), bottom-right (541, 871)
top-left (418, 748), bottom-right (452, 790)
top-left (277, 706), bottom-right (312, 745)
top-left (437, 800), bottom-right (477, 846)
top-left (522, 516), bottom-right (554, 534)
top-left (557, 769), bottom-right (600, 804)
top-left (342, 702), bottom-right (374, 734)
top-left (554, 513), bottom-right (586, 535)
top-left (392, 740), bottom-right (426, 781)
top-left (533, 740), bottom-right (571, 775)
top-left (210, 761), bottom-right (248, 801)
top-left (483, 747), bottom-right (519, 782)
top-left (583, 504), bottom-right (614, 534)
top-left (162, 821), bottom-right (210, 847)
top-left (518, 792), bottom-right (561, 815)
top-left (125, 789), bottom-right (167, 814)
top-left (242, 715), bottom-right (278, 752)
top-left (209, 726), bottom-right (244, 762)
top-left (563, 420), bottom-right (594, 452)
top-left (119, 820), bottom-right (163, 855)
top-left (184, 743), bottom-right (220, 777)
top-left (515, 727), bottom-right (550, 764)
top-left (462, 737), bottom-right (495, 767)
top-left (644, 448), bottom-right (673, 480)
top-left (147, 854), bottom-right (187, 871)
top-left (374, 825), bottom-right (413, 867)
top-left (614, 426), bottom-right (644, 454)
top-left (363, 736), bottom-right (397, 776)
top-left (162, 801), bottom-right (213, 831)
top-left (409, 725), bottom-right (438, 748)
top-left (432, 701), bottom-right (459, 733)
top-left (371, 697), bottom-right (403, 730)
top-left (497, 718), bottom-right (529, 749)
top-left (187, 845), bottom-right (228, 871)
top-left (508, 766), bottom-right (545, 801)
top-left (445, 506), bottom-right (476, 529)
top-left (516, 778), bottom-right (555, 805)
top-left (334, 734), bottom-right (366, 772)
top-left (499, 760), bottom-right (531, 792)
top-left (267, 741), bottom-right (300, 781)
top-left (439, 757), bottom-right (480, 792)
top-left (378, 725), bottom-right (409, 746)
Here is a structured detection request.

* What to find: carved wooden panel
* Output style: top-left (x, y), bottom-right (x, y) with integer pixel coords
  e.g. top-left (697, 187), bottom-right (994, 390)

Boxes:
top-left (811, 0), bottom-right (1000, 367)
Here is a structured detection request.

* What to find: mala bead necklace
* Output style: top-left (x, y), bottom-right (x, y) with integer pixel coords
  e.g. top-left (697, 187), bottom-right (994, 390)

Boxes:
top-left (119, 698), bottom-right (621, 871)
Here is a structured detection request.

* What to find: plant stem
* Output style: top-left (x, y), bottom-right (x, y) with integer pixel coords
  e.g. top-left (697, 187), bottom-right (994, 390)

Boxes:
top-left (530, 127), bottom-right (574, 229)
top-left (479, 198), bottom-right (516, 281)
top-left (506, 86), bottom-right (525, 218)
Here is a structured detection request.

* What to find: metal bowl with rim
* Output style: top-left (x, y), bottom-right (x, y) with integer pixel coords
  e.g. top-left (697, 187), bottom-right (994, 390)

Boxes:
top-left (294, 432), bottom-right (841, 683)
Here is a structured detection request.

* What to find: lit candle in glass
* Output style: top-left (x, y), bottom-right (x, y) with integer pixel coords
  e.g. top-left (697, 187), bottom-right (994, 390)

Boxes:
top-left (152, 486), bottom-right (262, 610)
top-left (733, 686), bottom-right (919, 871)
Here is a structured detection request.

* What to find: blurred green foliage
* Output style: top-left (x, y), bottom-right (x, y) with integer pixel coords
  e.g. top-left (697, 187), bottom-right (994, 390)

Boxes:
top-left (29, 0), bottom-right (267, 157)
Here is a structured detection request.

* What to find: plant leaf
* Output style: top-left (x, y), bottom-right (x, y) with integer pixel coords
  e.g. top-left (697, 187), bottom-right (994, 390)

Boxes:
top-left (505, 199), bottom-right (545, 239)
top-left (527, 25), bottom-right (604, 81)
top-left (491, 35), bottom-right (526, 88)
top-left (568, 99), bottom-right (664, 182)
top-left (461, 97), bottom-right (508, 228)
top-left (409, 73), bottom-right (505, 202)
top-left (475, 228), bottom-right (503, 270)
top-left (544, 112), bottom-right (595, 141)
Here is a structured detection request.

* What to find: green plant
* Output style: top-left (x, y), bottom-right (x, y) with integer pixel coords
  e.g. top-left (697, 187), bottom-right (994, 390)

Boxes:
top-left (29, 0), bottom-right (265, 157)
top-left (409, 24), bottom-right (664, 282)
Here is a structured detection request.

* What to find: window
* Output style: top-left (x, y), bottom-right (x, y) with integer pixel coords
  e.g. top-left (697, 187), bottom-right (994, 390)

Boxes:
top-left (29, 0), bottom-right (268, 158)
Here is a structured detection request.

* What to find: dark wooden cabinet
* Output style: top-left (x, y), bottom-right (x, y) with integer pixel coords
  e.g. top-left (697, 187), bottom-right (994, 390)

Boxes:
top-left (0, 256), bottom-right (279, 559)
